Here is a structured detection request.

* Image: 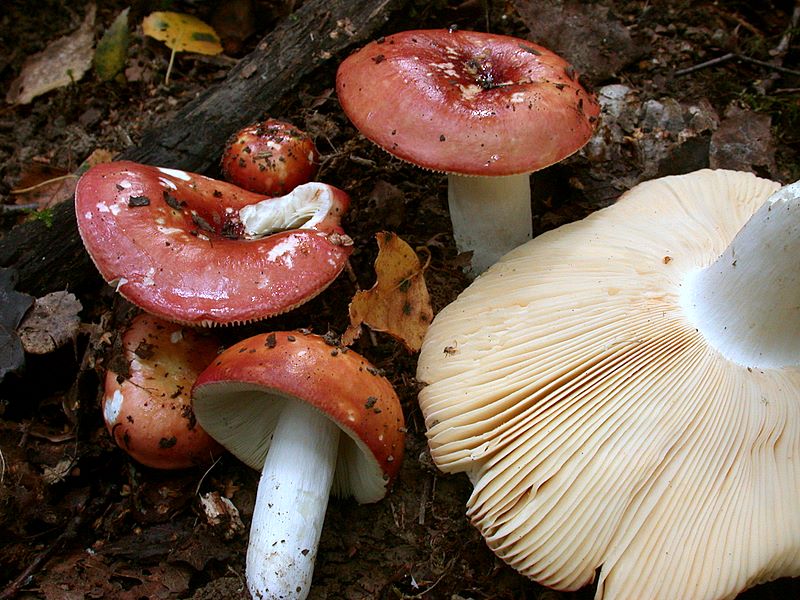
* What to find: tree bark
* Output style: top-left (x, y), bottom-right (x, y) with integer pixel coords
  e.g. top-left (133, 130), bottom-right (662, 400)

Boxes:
top-left (0, 0), bottom-right (407, 296)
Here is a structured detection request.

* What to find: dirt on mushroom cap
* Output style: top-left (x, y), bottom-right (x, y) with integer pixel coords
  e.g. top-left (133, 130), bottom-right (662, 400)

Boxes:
top-left (336, 29), bottom-right (600, 176)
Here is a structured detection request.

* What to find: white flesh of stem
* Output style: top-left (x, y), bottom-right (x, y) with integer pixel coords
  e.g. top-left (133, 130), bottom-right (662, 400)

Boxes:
top-left (239, 182), bottom-right (333, 238)
top-left (246, 401), bottom-right (340, 600)
top-left (447, 172), bottom-right (532, 276)
top-left (682, 180), bottom-right (800, 369)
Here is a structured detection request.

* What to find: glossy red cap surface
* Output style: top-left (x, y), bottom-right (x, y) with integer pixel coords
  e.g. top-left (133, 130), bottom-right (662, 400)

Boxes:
top-left (220, 119), bottom-right (319, 196)
top-left (193, 331), bottom-right (404, 489)
top-left (103, 314), bottom-right (223, 469)
top-left (336, 29), bottom-right (600, 176)
top-left (75, 161), bottom-right (352, 326)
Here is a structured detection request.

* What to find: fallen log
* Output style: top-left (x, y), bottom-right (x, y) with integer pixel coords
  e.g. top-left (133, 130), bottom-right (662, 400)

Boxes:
top-left (0, 0), bottom-right (407, 296)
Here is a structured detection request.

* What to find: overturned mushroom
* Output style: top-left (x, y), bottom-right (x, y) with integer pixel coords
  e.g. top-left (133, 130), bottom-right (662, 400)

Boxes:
top-left (337, 29), bottom-right (599, 274)
top-left (417, 170), bottom-right (800, 599)
top-left (75, 161), bottom-right (352, 326)
top-left (193, 331), bottom-right (405, 600)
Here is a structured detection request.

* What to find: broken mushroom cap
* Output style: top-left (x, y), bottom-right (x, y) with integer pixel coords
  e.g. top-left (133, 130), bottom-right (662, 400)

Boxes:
top-left (336, 29), bottom-right (599, 274)
top-left (192, 330), bottom-right (405, 600)
top-left (103, 313), bottom-right (223, 469)
top-left (220, 119), bottom-right (320, 196)
top-left (75, 161), bottom-right (352, 326)
top-left (417, 170), bottom-right (800, 599)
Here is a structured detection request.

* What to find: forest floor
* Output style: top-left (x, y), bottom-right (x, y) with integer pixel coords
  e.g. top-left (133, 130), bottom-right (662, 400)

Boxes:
top-left (1, 0), bottom-right (799, 599)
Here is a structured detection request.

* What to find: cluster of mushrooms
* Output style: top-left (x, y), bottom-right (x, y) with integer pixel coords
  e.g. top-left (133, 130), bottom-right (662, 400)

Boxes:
top-left (76, 27), bottom-right (799, 600)
top-left (77, 119), bottom-right (404, 599)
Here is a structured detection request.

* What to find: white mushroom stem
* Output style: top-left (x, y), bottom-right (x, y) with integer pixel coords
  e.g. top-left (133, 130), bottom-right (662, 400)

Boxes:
top-left (683, 179), bottom-right (800, 369)
top-left (239, 182), bottom-right (335, 238)
top-left (447, 172), bottom-right (532, 275)
top-left (246, 400), bottom-right (340, 600)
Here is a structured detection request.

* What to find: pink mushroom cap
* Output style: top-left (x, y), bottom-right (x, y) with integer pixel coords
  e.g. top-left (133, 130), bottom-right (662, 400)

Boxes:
top-left (103, 313), bottom-right (224, 469)
top-left (75, 161), bottom-right (352, 326)
top-left (336, 29), bottom-right (600, 176)
top-left (220, 119), bottom-right (320, 196)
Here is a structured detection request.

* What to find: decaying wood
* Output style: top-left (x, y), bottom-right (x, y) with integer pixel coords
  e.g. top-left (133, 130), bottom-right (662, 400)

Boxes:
top-left (0, 0), bottom-right (408, 296)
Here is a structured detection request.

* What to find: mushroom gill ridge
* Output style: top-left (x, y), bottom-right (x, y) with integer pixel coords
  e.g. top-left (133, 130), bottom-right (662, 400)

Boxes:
top-left (417, 169), bottom-right (800, 600)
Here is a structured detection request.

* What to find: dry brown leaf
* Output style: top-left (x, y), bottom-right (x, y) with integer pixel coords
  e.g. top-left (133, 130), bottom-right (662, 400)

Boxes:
top-left (11, 162), bottom-right (74, 209)
top-left (6, 5), bottom-right (96, 104)
top-left (11, 149), bottom-right (115, 209)
top-left (18, 291), bottom-right (82, 355)
top-left (343, 232), bottom-right (433, 352)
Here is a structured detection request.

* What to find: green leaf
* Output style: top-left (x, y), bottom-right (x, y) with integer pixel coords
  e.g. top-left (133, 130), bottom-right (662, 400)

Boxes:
top-left (94, 7), bottom-right (130, 81)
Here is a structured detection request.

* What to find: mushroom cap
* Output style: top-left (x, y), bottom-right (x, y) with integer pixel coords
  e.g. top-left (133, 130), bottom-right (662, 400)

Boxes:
top-left (75, 161), bottom-right (352, 326)
top-left (103, 313), bottom-right (224, 469)
top-left (417, 170), bottom-right (800, 599)
top-left (192, 331), bottom-right (405, 503)
top-left (220, 119), bottom-right (319, 196)
top-left (336, 29), bottom-right (599, 177)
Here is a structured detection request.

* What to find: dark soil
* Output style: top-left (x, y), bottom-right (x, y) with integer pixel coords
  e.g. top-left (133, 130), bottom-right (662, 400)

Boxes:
top-left (1, 1), bottom-right (799, 599)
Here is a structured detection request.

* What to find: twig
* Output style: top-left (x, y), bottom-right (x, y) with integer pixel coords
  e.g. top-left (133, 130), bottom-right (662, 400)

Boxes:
top-left (675, 52), bottom-right (800, 77)
top-left (736, 54), bottom-right (800, 77)
top-left (194, 454), bottom-right (223, 496)
top-left (10, 174), bottom-right (76, 194)
top-left (0, 203), bottom-right (38, 213)
top-left (772, 2), bottom-right (800, 59)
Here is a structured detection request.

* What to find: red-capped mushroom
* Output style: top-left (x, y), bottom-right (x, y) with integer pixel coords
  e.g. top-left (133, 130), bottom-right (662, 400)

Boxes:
top-left (75, 161), bottom-right (352, 326)
top-left (103, 313), bottom-right (223, 469)
top-left (336, 29), bottom-right (599, 274)
top-left (192, 331), bottom-right (405, 600)
top-left (220, 119), bottom-right (320, 196)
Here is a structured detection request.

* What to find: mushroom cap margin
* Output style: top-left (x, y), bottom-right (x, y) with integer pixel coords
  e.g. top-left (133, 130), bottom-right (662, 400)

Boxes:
top-left (75, 161), bottom-right (352, 326)
top-left (336, 29), bottom-right (600, 177)
top-left (192, 331), bottom-right (405, 504)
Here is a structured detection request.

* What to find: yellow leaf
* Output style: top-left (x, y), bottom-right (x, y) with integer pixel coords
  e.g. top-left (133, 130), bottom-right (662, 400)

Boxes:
top-left (342, 232), bottom-right (433, 353)
top-left (142, 11), bottom-right (223, 84)
top-left (142, 11), bottom-right (223, 55)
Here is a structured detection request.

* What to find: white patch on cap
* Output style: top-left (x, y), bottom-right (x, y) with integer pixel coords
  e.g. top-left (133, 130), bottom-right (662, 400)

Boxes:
top-left (170, 330), bottom-right (184, 344)
top-left (104, 389), bottom-right (124, 425)
top-left (97, 202), bottom-right (110, 213)
top-left (157, 226), bottom-right (184, 236)
top-left (157, 167), bottom-right (192, 181)
top-left (143, 267), bottom-right (156, 286)
top-left (459, 84), bottom-right (483, 101)
top-left (431, 61), bottom-right (458, 78)
top-left (266, 237), bottom-right (299, 266)
top-left (158, 176), bottom-right (178, 190)
top-left (510, 91), bottom-right (526, 103)
top-left (84, 212), bottom-right (92, 219)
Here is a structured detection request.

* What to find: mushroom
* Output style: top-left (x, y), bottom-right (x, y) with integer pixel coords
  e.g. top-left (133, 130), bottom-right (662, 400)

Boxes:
top-left (103, 313), bottom-right (223, 469)
top-left (192, 331), bottom-right (405, 600)
top-left (336, 28), bottom-right (599, 274)
top-left (416, 169), bottom-right (800, 599)
top-left (75, 161), bottom-right (352, 326)
top-left (220, 119), bottom-right (320, 196)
